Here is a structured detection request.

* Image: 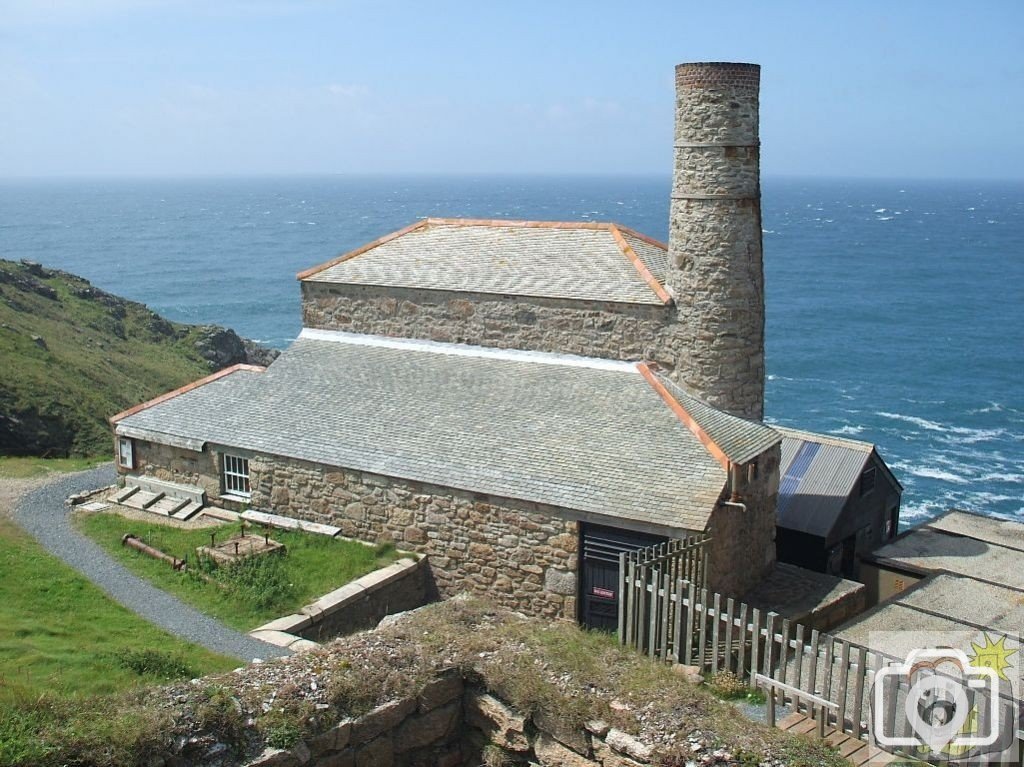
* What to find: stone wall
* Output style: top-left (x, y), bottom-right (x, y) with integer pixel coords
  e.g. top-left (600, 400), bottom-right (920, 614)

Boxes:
top-left (301, 282), bottom-right (680, 370)
top-left (705, 444), bottom-right (779, 597)
top-left (248, 454), bottom-right (580, 620)
top-left (122, 438), bottom-right (221, 501)
top-left (250, 558), bottom-right (433, 644)
top-left (668, 62), bottom-right (765, 421)
top-left (216, 673), bottom-right (668, 767)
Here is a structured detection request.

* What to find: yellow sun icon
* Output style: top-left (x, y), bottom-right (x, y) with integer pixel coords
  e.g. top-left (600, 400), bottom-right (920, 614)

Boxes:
top-left (968, 633), bottom-right (1017, 681)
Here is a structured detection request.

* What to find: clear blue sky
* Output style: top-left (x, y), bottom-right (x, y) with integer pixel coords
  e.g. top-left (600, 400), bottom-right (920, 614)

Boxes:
top-left (2, 0), bottom-right (1022, 179)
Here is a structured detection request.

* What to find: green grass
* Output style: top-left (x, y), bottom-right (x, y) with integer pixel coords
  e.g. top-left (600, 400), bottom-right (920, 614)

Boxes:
top-left (0, 455), bottom-right (108, 479)
top-left (76, 513), bottom-right (401, 631)
top-left (0, 518), bottom-right (237, 702)
top-left (0, 259), bottom-right (221, 457)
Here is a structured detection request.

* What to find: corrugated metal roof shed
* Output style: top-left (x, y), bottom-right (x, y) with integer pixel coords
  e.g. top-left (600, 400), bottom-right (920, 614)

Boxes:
top-left (774, 426), bottom-right (874, 538)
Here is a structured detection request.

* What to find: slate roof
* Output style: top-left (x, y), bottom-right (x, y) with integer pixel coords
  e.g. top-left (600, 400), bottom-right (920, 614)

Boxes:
top-left (112, 329), bottom-right (758, 533)
top-left (656, 375), bottom-right (780, 464)
top-left (298, 218), bottom-right (672, 305)
top-left (774, 427), bottom-right (893, 538)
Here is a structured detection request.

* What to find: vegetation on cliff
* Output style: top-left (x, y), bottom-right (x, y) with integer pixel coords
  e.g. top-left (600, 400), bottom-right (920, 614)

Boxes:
top-left (0, 259), bottom-right (277, 457)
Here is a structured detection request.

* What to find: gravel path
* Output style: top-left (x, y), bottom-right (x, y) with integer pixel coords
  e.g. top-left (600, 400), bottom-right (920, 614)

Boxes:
top-left (12, 464), bottom-right (289, 661)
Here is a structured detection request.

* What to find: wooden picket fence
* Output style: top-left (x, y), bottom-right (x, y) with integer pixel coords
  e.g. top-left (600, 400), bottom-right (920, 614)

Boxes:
top-left (618, 559), bottom-right (1022, 764)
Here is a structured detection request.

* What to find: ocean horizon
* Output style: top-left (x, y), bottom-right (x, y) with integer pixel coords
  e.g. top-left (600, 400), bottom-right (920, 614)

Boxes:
top-left (2, 174), bottom-right (1021, 526)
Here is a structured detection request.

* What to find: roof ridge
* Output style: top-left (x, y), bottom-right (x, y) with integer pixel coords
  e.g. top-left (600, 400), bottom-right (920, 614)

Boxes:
top-left (614, 224), bottom-right (668, 251)
top-left (775, 425), bottom-right (875, 452)
top-left (297, 219), bottom-right (431, 281)
top-left (636, 362), bottom-right (730, 470)
top-left (608, 224), bottom-right (672, 304)
top-left (424, 217), bottom-right (614, 230)
top-left (109, 364), bottom-right (265, 424)
top-left (298, 328), bottom-right (640, 372)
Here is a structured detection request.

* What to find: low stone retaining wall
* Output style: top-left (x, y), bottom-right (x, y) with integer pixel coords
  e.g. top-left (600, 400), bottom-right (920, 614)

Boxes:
top-left (250, 557), bottom-right (433, 648)
top-left (241, 673), bottom-right (659, 767)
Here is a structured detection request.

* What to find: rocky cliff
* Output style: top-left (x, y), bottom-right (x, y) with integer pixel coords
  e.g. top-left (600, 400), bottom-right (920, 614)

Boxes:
top-left (0, 259), bottom-right (279, 457)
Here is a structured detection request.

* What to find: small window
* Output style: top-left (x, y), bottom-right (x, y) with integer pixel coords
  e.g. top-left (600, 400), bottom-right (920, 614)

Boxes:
top-left (859, 466), bottom-right (877, 497)
top-left (117, 437), bottom-right (134, 469)
top-left (222, 454), bottom-right (250, 498)
top-left (747, 460), bottom-right (759, 483)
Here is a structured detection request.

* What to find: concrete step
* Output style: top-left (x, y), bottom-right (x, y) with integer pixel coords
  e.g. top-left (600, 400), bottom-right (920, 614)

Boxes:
top-left (114, 485), bottom-right (139, 503)
top-left (122, 490), bottom-right (162, 510)
top-left (241, 509), bottom-right (341, 537)
top-left (149, 496), bottom-right (189, 516)
top-left (172, 501), bottom-right (204, 521)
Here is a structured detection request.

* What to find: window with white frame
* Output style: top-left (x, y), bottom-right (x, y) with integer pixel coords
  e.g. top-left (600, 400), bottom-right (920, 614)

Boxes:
top-left (117, 437), bottom-right (134, 469)
top-left (222, 454), bottom-right (251, 497)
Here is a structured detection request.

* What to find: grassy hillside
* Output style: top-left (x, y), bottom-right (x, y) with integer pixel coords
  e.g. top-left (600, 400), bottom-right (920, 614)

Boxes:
top-left (0, 259), bottom-right (276, 457)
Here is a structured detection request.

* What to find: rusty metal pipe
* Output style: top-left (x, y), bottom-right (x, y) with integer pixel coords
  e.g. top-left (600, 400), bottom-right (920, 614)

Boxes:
top-left (121, 533), bottom-right (186, 571)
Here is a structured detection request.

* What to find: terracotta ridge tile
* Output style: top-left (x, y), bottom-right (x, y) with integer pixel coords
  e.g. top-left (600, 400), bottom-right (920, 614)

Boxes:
top-left (613, 224), bottom-right (668, 251)
top-left (109, 364), bottom-right (265, 424)
top-left (609, 225), bottom-right (672, 304)
top-left (636, 362), bottom-right (730, 470)
top-left (425, 217), bottom-right (613, 230)
top-left (297, 219), bottom-right (431, 280)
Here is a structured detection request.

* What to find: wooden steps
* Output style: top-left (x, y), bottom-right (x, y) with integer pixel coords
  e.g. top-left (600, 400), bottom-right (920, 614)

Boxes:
top-left (777, 713), bottom-right (898, 766)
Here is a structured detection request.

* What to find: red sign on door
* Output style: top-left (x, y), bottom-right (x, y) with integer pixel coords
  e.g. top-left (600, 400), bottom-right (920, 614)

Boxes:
top-left (592, 587), bottom-right (615, 599)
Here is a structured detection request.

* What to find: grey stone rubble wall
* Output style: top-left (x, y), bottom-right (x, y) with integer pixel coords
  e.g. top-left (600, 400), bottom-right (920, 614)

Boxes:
top-left (248, 453), bottom-right (579, 620)
top-left (706, 443), bottom-right (779, 597)
top-left (250, 557), bottom-right (432, 645)
top-left (235, 673), bottom-right (662, 767)
top-left (301, 282), bottom-right (681, 371)
top-left (803, 583), bottom-right (866, 633)
top-left (668, 62), bottom-right (765, 421)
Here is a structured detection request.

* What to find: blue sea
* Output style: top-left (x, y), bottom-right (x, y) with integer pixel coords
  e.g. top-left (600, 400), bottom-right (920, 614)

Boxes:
top-left (1, 176), bottom-right (1021, 526)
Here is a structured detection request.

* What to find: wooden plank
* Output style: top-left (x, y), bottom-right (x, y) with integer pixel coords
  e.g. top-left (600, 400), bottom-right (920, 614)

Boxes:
top-left (821, 635), bottom-right (834, 726)
top-left (792, 623), bottom-right (805, 714)
top-left (658, 572), bottom-right (671, 661)
top-left (789, 717), bottom-right (818, 735)
top-left (622, 557), bottom-right (630, 647)
top-left (778, 711), bottom-right (805, 730)
top-left (637, 565), bottom-right (648, 653)
top-left (763, 612), bottom-right (777, 679)
top-left (711, 592), bottom-right (721, 673)
top-left (617, 552), bottom-right (627, 644)
top-left (851, 645), bottom-right (867, 739)
top-left (748, 608), bottom-right (762, 688)
top-left (837, 738), bottom-right (866, 758)
top-left (723, 597), bottom-right (735, 674)
top-left (779, 618), bottom-right (791, 689)
top-left (697, 587), bottom-right (709, 669)
top-left (836, 640), bottom-right (850, 734)
top-left (672, 577), bottom-right (685, 663)
top-left (736, 601), bottom-right (748, 680)
top-left (807, 629), bottom-right (820, 711)
top-left (648, 569), bottom-right (659, 659)
top-left (684, 581), bottom-right (696, 665)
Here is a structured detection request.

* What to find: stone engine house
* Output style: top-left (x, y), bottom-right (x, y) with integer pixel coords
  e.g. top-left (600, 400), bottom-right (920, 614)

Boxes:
top-left (112, 62), bottom-right (787, 625)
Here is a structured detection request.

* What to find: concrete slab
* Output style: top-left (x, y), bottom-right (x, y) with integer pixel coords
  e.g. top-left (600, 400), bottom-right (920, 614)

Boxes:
top-left (314, 582), bottom-right (366, 613)
top-left (200, 506), bottom-right (240, 523)
top-left (173, 500), bottom-right (204, 521)
top-left (248, 629), bottom-right (301, 648)
top-left (358, 559), bottom-right (420, 595)
top-left (928, 510), bottom-right (1024, 554)
top-left (873, 527), bottom-right (1024, 591)
top-left (253, 614), bottom-right (313, 634)
top-left (242, 509), bottom-right (341, 537)
top-left (742, 562), bottom-right (863, 623)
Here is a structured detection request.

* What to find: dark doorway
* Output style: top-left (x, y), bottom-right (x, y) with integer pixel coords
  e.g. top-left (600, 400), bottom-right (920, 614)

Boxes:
top-left (579, 523), bottom-right (668, 631)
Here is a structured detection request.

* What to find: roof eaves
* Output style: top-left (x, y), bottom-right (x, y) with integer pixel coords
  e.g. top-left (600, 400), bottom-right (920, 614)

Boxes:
top-left (297, 219), bottom-right (431, 281)
top-left (636, 362), bottom-right (730, 470)
top-left (613, 223), bottom-right (669, 251)
top-left (608, 224), bottom-right (672, 304)
top-left (109, 364), bottom-right (266, 425)
top-left (423, 217), bottom-right (612, 231)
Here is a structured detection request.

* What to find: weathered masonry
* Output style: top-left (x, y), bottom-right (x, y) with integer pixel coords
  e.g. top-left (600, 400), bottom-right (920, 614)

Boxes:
top-left (112, 331), bottom-right (781, 621)
top-left (111, 61), bottom-right (892, 625)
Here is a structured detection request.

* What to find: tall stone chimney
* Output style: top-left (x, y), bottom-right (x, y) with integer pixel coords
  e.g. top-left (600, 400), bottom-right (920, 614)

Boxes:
top-left (668, 62), bottom-right (765, 421)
